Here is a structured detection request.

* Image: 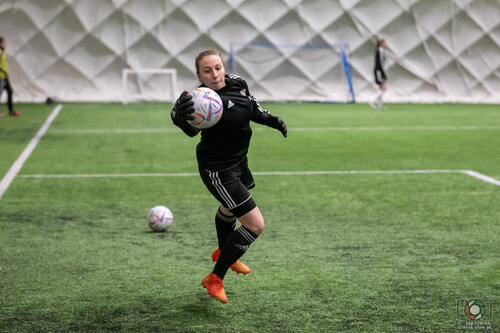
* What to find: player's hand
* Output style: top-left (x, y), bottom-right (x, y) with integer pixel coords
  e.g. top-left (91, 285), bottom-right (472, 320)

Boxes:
top-left (172, 91), bottom-right (195, 122)
top-left (272, 116), bottom-right (287, 138)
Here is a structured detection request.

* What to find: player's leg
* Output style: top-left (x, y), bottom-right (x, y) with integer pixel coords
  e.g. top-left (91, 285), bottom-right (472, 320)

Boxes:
top-left (212, 204), bottom-right (252, 273)
top-left (201, 158), bottom-right (257, 260)
top-left (202, 206), bottom-right (260, 303)
top-left (370, 90), bottom-right (380, 110)
top-left (202, 203), bottom-right (234, 303)
top-left (200, 167), bottom-right (244, 257)
top-left (5, 79), bottom-right (19, 116)
top-left (199, 163), bottom-right (259, 303)
top-left (212, 204), bottom-right (252, 275)
top-left (0, 79), bottom-right (5, 117)
top-left (377, 82), bottom-right (387, 109)
top-left (214, 205), bottom-right (236, 250)
top-left (198, 167), bottom-right (233, 298)
top-left (212, 158), bottom-right (257, 277)
top-left (371, 71), bottom-right (382, 110)
top-left (212, 206), bottom-right (261, 280)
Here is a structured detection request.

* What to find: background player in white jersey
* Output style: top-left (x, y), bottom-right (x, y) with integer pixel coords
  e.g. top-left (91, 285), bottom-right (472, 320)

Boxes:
top-left (171, 49), bottom-right (287, 304)
top-left (370, 38), bottom-right (388, 110)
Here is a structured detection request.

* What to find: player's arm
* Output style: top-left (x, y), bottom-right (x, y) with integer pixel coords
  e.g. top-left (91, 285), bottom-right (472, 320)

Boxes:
top-left (171, 91), bottom-right (200, 137)
top-left (250, 94), bottom-right (287, 137)
top-left (231, 75), bottom-right (287, 138)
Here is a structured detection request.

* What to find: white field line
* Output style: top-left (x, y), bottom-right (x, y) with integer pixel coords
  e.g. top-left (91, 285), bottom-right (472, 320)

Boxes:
top-left (17, 169), bottom-right (500, 187)
top-left (47, 125), bottom-right (500, 134)
top-left (289, 126), bottom-right (500, 132)
top-left (50, 128), bottom-right (179, 134)
top-left (0, 104), bottom-right (63, 200)
top-left (18, 169), bottom-right (460, 178)
top-left (19, 172), bottom-right (200, 178)
top-left (461, 170), bottom-right (500, 187)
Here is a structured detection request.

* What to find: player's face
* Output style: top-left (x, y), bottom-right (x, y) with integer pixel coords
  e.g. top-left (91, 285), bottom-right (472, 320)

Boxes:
top-left (197, 55), bottom-right (226, 91)
top-left (0, 39), bottom-right (5, 49)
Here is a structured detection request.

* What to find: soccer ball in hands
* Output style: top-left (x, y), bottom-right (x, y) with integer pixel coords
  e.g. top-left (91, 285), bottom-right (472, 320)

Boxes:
top-left (187, 87), bottom-right (223, 129)
top-left (147, 206), bottom-right (173, 232)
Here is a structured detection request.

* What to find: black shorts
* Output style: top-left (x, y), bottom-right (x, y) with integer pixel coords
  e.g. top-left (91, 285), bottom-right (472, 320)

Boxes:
top-left (374, 70), bottom-right (387, 85)
top-left (199, 158), bottom-right (256, 218)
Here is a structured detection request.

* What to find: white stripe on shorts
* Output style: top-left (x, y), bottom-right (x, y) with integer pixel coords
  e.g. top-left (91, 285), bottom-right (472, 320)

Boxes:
top-left (209, 171), bottom-right (236, 209)
top-left (229, 195), bottom-right (252, 210)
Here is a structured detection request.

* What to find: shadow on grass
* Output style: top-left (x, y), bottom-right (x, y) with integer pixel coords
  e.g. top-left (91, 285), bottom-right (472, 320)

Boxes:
top-left (0, 291), bottom-right (240, 333)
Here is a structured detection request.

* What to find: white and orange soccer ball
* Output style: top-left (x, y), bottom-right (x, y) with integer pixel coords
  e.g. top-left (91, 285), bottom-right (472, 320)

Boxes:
top-left (187, 87), bottom-right (223, 129)
top-left (147, 206), bottom-right (173, 232)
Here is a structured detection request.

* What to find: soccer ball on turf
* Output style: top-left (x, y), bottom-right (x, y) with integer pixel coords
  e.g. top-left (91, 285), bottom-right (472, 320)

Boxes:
top-left (147, 206), bottom-right (173, 232)
top-left (187, 87), bottom-right (223, 129)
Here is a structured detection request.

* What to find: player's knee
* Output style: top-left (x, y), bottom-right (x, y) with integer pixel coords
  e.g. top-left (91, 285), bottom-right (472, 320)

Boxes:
top-left (251, 218), bottom-right (264, 235)
top-left (239, 208), bottom-right (264, 235)
top-left (250, 214), bottom-right (265, 235)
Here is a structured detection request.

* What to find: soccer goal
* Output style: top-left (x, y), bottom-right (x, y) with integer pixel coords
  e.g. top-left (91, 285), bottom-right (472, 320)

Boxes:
top-left (122, 68), bottom-right (177, 104)
top-left (229, 42), bottom-right (355, 103)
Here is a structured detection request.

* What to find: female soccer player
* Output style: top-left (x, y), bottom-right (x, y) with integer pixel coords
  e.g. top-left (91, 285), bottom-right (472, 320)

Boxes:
top-left (171, 49), bottom-right (287, 303)
top-left (371, 38), bottom-right (388, 110)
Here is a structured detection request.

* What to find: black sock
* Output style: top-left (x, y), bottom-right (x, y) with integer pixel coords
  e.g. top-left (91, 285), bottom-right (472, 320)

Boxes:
top-left (215, 208), bottom-right (236, 249)
top-left (213, 226), bottom-right (258, 279)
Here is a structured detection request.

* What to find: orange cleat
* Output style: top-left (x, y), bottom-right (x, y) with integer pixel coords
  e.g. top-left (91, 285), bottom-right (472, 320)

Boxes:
top-left (212, 248), bottom-right (251, 275)
top-left (201, 273), bottom-right (227, 304)
top-left (0, 113), bottom-right (5, 117)
top-left (9, 111), bottom-right (21, 117)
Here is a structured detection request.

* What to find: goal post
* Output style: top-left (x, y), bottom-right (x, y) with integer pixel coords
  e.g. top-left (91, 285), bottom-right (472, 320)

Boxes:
top-left (229, 42), bottom-right (355, 103)
top-left (122, 68), bottom-right (177, 104)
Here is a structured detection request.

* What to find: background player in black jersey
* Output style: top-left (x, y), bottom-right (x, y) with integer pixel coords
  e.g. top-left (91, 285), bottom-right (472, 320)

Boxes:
top-left (370, 38), bottom-right (388, 110)
top-left (171, 49), bottom-right (287, 303)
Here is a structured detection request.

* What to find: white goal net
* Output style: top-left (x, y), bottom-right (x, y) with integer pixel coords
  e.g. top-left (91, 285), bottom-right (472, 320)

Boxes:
top-left (229, 42), bottom-right (355, 103)
top-left (122, 68), bottom-right (177, 104)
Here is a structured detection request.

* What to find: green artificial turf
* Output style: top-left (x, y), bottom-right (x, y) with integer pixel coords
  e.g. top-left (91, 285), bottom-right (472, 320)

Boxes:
top-left (0, 102), bottom-right (499, 332)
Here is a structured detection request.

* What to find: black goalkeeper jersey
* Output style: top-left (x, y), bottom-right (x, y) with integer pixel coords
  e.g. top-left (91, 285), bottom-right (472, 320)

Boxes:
top-left (173, 73), bottom-right (276, 170)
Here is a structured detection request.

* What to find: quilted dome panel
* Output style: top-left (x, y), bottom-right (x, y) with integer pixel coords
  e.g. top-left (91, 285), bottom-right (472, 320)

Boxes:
top-left (0, 0), bottom-right (498, 102)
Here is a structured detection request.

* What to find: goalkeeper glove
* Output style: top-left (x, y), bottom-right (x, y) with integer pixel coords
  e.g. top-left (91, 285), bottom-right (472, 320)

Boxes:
top-left (171, 91), bottom-right (195, 122)
top-left (270, 116), bottom-right (287, 138)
